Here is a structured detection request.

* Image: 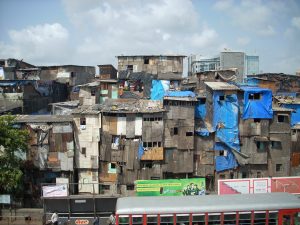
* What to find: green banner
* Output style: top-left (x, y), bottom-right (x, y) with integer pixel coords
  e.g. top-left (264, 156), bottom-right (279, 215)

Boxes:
top-left (135, 178), bottom-right (205, 196)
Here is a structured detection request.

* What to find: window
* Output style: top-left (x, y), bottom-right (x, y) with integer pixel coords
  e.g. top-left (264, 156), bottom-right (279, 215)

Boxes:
top-left (208, 214), bottom-right (220, 224)
top-left (219, 151), bottom-right (224, 156)
top-left (193, 214), bottom-right (205, 225)
top-left (254, 118), bottom-right (261, 123)
top-left (257, 171), bottom-right (262, 178)
top-left (199, 98), bottom-right (206, 104)
top-left (108, 163), bottom-right (117, 174)
top-left (219, 174), bottom-right (225, 179)
top-left (276, 164), bottom-right (282, 172)
top-left (186, 132), bottom-right (193, 136)
top-left (219, 95), bottom-right (225, 101)
top-left (277, 114), bottom-right (288, 123)
top-left (242, 172), bottom-right (247, 178)
top-left (176, 215), bottom-right (189, 225)
top-left (91, 89), bottom-right (96, 96)
top-left (256, 141), bottom-right (266, 151)
top-left (224, 213), bottom-right (236, 225)
top-left (147, 216), bottom-right (157, 225)
top-left (92, 172), bottom-right (97, 181)
top-left (271, 141), bottom-right (282, 149)
top-left (126, 65), bottom-right (133, 71)
top-left (249, 93), bottom-right (261, 100)
top-left (144, 58), bottom-right (149, 64)
top-left (174, 127), bottom-right (178, 135)
top-left (80, 117), bottom-right (86, 125)
top-left (126, 184), bottom-right (134, 190)
top-left (81, 147), bottom-right (86, 156)
top-left (100, 184), bottom-right (110, 190)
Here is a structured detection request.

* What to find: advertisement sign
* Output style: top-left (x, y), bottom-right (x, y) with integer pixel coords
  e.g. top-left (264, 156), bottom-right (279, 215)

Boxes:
top-left (135, 178), bottom-right (205, 196)
top-left (42, 184), bottom-right (68, 197)
top-left (218, 176), bottom-right (300, 195)
top-left (0, 195), bottom-right (10, 204)
top-left (271, 176), bottom-right (300, 194)
top-left (0, 67), bottom-right (4, 80)
top-left (218, 178), bottom-right (271, 195)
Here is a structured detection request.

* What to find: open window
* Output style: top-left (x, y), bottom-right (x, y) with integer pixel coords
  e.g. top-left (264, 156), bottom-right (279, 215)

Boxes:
top-left (249, 93), bottom-right (261, 100)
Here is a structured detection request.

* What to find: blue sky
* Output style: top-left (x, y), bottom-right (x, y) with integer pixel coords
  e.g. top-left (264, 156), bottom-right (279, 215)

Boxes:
top-left (0, 0), bottom-right (299, 75)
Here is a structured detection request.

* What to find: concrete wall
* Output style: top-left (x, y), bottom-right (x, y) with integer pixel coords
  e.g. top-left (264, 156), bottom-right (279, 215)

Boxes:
top-left (220, 52), bottom-right (245, 82)
top-left (117, 56), bottom-right (184, 78)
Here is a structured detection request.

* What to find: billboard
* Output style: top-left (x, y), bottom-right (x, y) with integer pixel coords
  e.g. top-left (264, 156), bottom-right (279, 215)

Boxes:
top-left (135, 178), bottom-right (205, 196)
top-left (218, 176), bottom-right (300, 195)
top-left (42, 184), bottom-right (68, 197)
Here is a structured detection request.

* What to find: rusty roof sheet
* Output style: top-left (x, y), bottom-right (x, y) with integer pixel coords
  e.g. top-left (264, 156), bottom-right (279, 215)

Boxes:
top-left (204, 82), bottom-right (239, 91)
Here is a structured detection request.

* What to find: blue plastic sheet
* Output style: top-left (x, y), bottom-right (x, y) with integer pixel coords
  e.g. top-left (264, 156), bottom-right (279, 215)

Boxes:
top-left (212, 92), bottom-right (240, 171)
top-left (195, 128), bottom-right (210, 136)
top-left (164, 91), bottom-right (196, 98)
top-left (137, 142), bottom-right (144, 159)
top-left (215, 143), bottom-right (238, 172)
top-left (195, 99), bottom-right (206, 119)
top-left (241, 87), bottom-right (273, 119)
top-left (150, 80), bottom-right (170, 100)
top-left (281, 103), bottom-right (300, 126)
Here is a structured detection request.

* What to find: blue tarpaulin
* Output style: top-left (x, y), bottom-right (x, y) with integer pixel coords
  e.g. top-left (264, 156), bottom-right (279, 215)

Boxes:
top-left (215, 143), bottom-right (238, 172)
top-left (195, 99), bottom-right (206, 119)
top-left (195, 128), bottom-right (210, 136)
top-left (164, 91), bottom-right (196, 98)
top-left (150, 80), bottom-right (170, 100)
top-left (281, 103), bottom-right (300, 126)
top-left (138, 142), bottom-right (144, 159)
top-left (212, 92), bottom-right (240, 171)
top-left (241, 87), bottom-right (273, 119)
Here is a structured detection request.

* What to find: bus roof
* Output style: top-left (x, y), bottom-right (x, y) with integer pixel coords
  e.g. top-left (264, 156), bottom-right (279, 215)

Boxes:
top-left (116, 193), bottom-right (300, 215)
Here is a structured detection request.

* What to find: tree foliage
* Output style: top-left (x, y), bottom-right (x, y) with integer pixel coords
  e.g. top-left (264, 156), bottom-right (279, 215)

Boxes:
top-left (0, 115), bottom-right (29, 194)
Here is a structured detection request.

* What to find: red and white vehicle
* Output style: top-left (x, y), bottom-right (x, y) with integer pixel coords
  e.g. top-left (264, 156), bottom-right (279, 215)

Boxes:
top-left (116, 192), bottom-right (300, 225)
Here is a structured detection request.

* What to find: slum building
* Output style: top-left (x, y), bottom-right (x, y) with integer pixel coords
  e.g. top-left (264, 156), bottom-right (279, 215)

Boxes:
top-left (0, 80), bottom-right (67, 115)
top-left (15, 115), bottom-right (75, 207)
top-left (117, 55), bottom-right (185, 99)
top-left (194, 82), bottom-right (240, 191)
top-left (97, 64), bottom-right (118, 80)
top-left (237, 86), bottom-right (291, 178)
top-left (291, 124), bottom-right (300, 175)
top-left (98, 99), bottom-right (165, 196)
top-left (0, 58), bottom-right (36, 80)
top-left (72, 105), bottom-right (101, 194)
top-left (163, 91), bottom-right (197, 178)
top-left (247, 73), bottom-right (300, 94)
top-left (274, 96), bottom-right (300, 176)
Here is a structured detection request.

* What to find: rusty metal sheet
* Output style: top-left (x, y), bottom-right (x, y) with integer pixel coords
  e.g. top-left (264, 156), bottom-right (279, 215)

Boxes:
top-left (141, 147), bottom-right (164, 161)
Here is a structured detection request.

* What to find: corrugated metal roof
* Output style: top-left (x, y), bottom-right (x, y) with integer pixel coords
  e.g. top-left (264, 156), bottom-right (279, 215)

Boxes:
top-left (16, 115), bottom-right (73, 123)
top-left (204, 82), bottom-right (239, 91)
top-left (272, 106), bottom-right (294, 112)
top-left (116, 193), bottom-right (300, 214)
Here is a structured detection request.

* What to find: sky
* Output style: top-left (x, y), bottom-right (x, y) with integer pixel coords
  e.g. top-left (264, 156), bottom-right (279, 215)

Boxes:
top-left (0, 0), bottom-right (299, 75)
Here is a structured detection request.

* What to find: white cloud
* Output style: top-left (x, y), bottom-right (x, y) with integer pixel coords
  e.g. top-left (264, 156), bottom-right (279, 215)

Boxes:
top-left (237, 37), bottom-right (250, 46)
top-left (292, 17), bottom-right (300, 29)
top-left (61, 0), bottom-right (224, 68)
top-left (0, 23), bottom-right (70, 65)
top-left (213, 0), bottom-right (281, 36)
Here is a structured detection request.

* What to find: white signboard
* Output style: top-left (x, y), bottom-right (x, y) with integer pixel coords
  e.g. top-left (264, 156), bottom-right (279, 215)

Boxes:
top-left (0, 67), bottom-right (4, 79)
top-left (0, 195), bottom-right (10, 204)
top-left (42, 184), bottom-right (68, 197)
top-left (253, 179), bottom-right (269, 193)
top-left (218, 178), bottom-right (271, 195)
